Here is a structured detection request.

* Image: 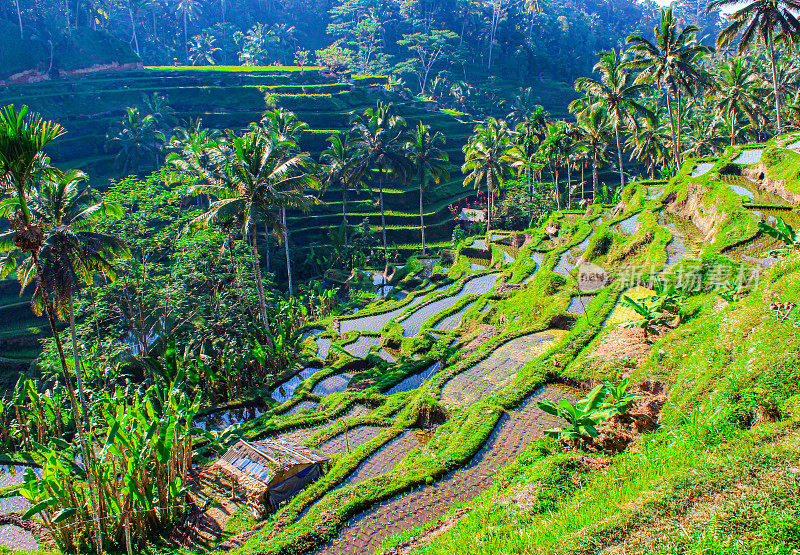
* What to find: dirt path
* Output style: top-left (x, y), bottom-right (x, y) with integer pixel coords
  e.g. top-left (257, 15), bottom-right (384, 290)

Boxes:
top-left (312, 385), bottom-right (575, 555)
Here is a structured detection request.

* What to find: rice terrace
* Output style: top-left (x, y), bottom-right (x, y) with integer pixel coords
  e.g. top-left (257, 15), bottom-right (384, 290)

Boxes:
top-left (2, 1), bottom-right (800, 555)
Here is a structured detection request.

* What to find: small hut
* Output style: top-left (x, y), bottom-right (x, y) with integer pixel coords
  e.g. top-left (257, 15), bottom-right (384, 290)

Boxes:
top-left (213, 439), bottom-right (330, 516)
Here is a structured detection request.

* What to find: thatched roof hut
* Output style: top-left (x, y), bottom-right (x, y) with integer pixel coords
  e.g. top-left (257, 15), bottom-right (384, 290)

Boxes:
top-left (213, 439), bottom-right (330, 515)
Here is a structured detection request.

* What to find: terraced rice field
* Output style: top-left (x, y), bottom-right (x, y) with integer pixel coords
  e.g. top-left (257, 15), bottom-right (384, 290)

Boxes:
top-left (318, 426), bottom-right (386, 454)
top-left (312, 373), bottom-right (355, 396)
top-left (398, 274), bottom-right (498, 337)
top-left (272, 367), bottom-right (321, 403)
top-left (0, 468), bottom-right (37, 552)
top-left (554, 237), bottom-right (591, 276)
top-left (277, 405), bottom-right (372, 445)
top-left (618, 213), bottom-right (639, 235)
top-left (659, 212), bottom-right (699, 266)
top-left (605, 287), bottom-right (655, 327)
top-left (433, 301), bottom-right (477, 331)
top-left (339, 296), bottom-right (428, 334)
top-left (733, 149), bottom-right (763, 165)
top-left (194, 405), bottom-right (267, 431)
top-left (441, 331), bottom-right (566, 407)
top-left (314, 385), bottom-right (576, 555)
top-left (0, 525), bottom-right (37, 552)
top-left (288, 401), bottom-right (320, 414)
top-left (337, 431), bottom-right (420, 488)
top-left (316, 338), bottom-right (333, 359)
top-left (719, 175), bottom-right (786, 205)
top-left (387, 362), bottom-right (442, 395)
top-left (567, 295), bottom-right (593, 314)
top-left (344, 336), bottom-right (382, 358)
top-left (691, 162), bottom-right (715, 177)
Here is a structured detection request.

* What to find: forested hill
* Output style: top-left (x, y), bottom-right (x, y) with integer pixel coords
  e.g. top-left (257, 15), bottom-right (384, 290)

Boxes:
top-left (2, 0), bottom-right (721, 116)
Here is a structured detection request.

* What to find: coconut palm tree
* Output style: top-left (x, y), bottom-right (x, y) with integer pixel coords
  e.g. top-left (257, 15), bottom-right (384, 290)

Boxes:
top-left (406, 122), bottom-right (450, 255)
top-left (105, 106), bottom-right (165, 175)
top-left (0, 105), bottom-right (105, 555)
top-left (189, 32), bottom-right (221, 65)
top-left (626, 7), bottom-right (711, 166)
top-left (575, 49), bottom-right (655, 189)
top-left (320, 134), bottom-right (360, 247)
top-left (507, 121), bottom-right (543, 218)
top-left (626, 116), bottom-right (671, 179)
top-left (260, 107), bottom-right (309, 143)
top-left (350, 102), bottom-right (412, 268)
top-left (575, 106), bottom-right (612, 201)
top-left (712, 58), bottom-right (765, 146)
top-left (707, 0), bottom-right (800, 135)
top-left (174, 0), bottom-right (202, 61)
top-left (462, 117), bottom-right (512, 242)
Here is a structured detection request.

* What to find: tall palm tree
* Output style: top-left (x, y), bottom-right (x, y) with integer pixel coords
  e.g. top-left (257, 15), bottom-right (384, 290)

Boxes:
top-left (0, 105), bottom-right (104, 555)
top-left (713, 59), bottom-right (765, 146)
top-left (539, 120), bottom-right (571, 210)
top-left (626, 7), bottom-right (711, 166)
top-left (462, 117), bottom-right (512, 242)
top-left (174, 0), bottom-right (202, 61)
top-left (350, 102), bottom-right (411, 268)
top-left (320, 134), bottom-right (360, 247)
top-left (708, 0), bottom-right (800, 135)
top-left (507, 121), bottom-right (542, 218)
top-left (575, 49), bottom-right (655, 189)
top-left (625, 116), bottom-right (671, 179)
top-left (406, 122), bottom-right (450, 255)
top-left (105, 106), bottom-right (165, 175)
top-left (576, 106), bottom-right (612, 201)
top-left (261, 108), bottom-right (309, 143)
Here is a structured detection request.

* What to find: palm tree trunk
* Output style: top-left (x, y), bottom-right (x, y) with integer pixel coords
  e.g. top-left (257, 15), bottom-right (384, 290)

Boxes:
top-left (665, 90), bottom-right (680, 167)
top-left (581, 160), bottom-right (585, 201)
top-left (251, 226), bottom-right (271, 334)
top-left (342, 180), bottom-right (348, 248)
top-left (152, 7), bottom-right (157, 42)
top-left (592, 150), bottom-right (598, 202)
top-left (283, 207), bottom-right (293, 296)
top-left (768, 31), bottom-right (783, 135)
top-left (64, 0), bottom-right (70, 32)
top-left (566, 160), bottom-right (572, 209)
top-left (419, 172), bottom-right (426, 255)
top-left (675, 88), bottom-right (683, 162)
top-left (379, 169), bottom-right (388, 270)
top-left (68, 291), bottom-right (104, 555)
top-left (221, 0), bottom-right (225, 23)
top-left (730, 109), bottom-right (736, 147)
top-left (15, 0), bottom-right (23, 39)
top-left (183, 9), bottom-right (189, 61)
top-left (554, 166), bottom-right (560, 210)
top-left (615, 124), bottom-right (625, 189)
top-left (129, 7), bottom-right (140, 56)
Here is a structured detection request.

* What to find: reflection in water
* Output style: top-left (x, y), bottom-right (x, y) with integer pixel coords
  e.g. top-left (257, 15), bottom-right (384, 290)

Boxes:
top-left (194, 405), bottom-right (266, 431)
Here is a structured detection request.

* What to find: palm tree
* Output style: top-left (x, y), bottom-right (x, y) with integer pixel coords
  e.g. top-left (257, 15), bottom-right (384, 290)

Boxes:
top-left (0, 105), bottom-right (105, 555)
top-left (320, 134), bottom-right (360, 247)
top-left (626, 7), bottom-right (711, 166)
top-left (105, 107), bottom-right (165, 175)
top-left (540, 120), bottom-right (572, 210)
top-left (462, 117), bottom-right (512, 242)
top-left (576, 106), bottom-right (612, 201)
top-left (123, 0), bottom-right (151, 56)
top-left (507, 121), bottom-right (542, 218)
top-left (261, 107), bottom-right (309, 143)
top-left (350, 102), bottom-right (411, 268)
top-left (406, 122), bottom-right (450, 255)
top-left (189, 33), bottom-right (221, 65)
top-left (708, 0), bottom-right (800, 135)
top-left (626, 116), bottom-right (671, 179)
top-left (575, 49), bottom-right (655, 189)
top-left (713, 59), bottom-right (765, 146)
top-left (174, 0), bottom-right (202, 61)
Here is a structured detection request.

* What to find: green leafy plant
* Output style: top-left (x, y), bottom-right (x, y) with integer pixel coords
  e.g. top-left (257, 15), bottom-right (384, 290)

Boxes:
top-left (759, 216), bottom-right (800, 254)
top-left (622, 295), bottom-right (664, 340)
top-left (601, 377), bottom-right (641, 416)
top-left (538, 384), bottom-right (608, 440)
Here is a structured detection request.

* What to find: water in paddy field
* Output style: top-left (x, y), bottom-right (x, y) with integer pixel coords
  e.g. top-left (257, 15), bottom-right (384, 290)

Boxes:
top-left (272, 367), bottom-right (320, 403)
top-left (434, 301), bottom-right (477, 331)
top-left (312, 373), bottom-right (355, 395)
top-left (646, 185), bottom-right (665, 199)
top-left (480, 301), bottom-right (494, 314)
top-left (318, 425), bottom-right (386, 455)
top-left (315, 337), bottom-right (333, 359)
top-left (302, 328), bottom-right (325, 341)
top-left (377, 349), bottom-right (399, 363)
top-left (287, 401), bottom-right (319, 414)
top-left (399, 274), bottom-right (498, 337)
top-left (387, 361), bottom-right (443, 395)
top-left (788, 140), bottom-right (800, 150)
top-left (553, 236), bottom-right (591, 276)
top-left (336, 430), bottom-right (421, 488)
top-left (0, 525), bottom-right (37, 552)
top-left (312, 385), bottom-right (576, 555)
top-left (567, 295), bottom-right (593, 314)
top-left (721, 175), bottom-right (786, 205)
top-left (472, 239), bottom-right (486, 249)
top-left (618, 213), bottom-right (639, 235)
top-left (339, 295), bottom-right (428, 334)
top-left (498, 244), bottom-right (518, 263)
top-left (691, 162), bottom-right (715, 177)
top-left (728, 183), bottom-right (754, 201)
top-left (193, 405), bottom-right (266, 431)
top-left (733, 149), bottom-right (763, 165)
top-left (344, 336), bottom-right (382, 358)
top-left (441, 331), bottom-right (565, 407)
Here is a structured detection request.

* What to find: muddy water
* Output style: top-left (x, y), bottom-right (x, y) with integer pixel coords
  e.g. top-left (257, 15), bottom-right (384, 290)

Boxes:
top-left (312, 373), bottom-right (355, 396)
top-left (312, 385), bottom-right (575, 555)
top-left (659, 212), bottom-right (700, 266)
top-left (272, 367), bottom-right (321, 403)
top-left (339, 294), bottom-right (430, 334)
top-left (691, 162), bottom-right (715, 177)
top-left (194, 405), bottom-right (267, 431)
top-left (337, 430), bottom-right (420, 488)
top-left (733, 149), bottom-right (763, 165)
top-left (567, 295), bottom-right (593, 314)
top-left (0, 467), bottom-right (37, 552)
top-left (0, 525), bottom-right (37, 552)
top-left (617, 213), bottom-right (639, 235)
top-left (277, 405), bottom-right (372, 446)
top-left (316, 338), bottom-right (333, 359)
top-left (441, 331), bottom-right (565, 407)
top-left (720, 175), bottom-right (786, 205)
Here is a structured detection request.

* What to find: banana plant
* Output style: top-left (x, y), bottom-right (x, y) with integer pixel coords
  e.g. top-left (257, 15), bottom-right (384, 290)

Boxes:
top-left (622, 295), bottom-right (664, 340)
top-left (759, 216), bottom-right (800, 254)
top-left (538, 384), bottom-right (609, 440)
top-left (601, 377), bottom-right (641, 416)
